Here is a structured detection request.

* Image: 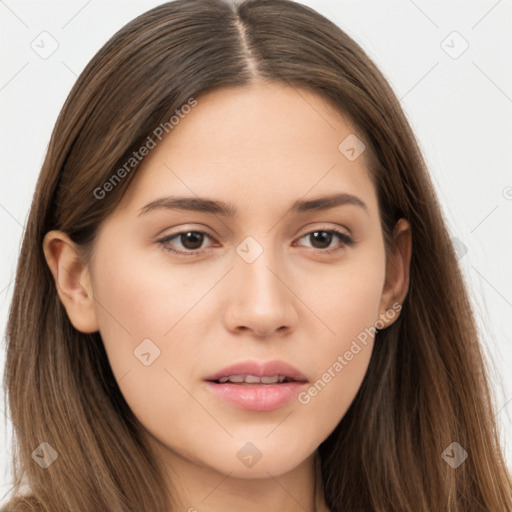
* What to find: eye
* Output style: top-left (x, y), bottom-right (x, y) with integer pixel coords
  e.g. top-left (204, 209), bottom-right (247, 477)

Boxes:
top-left (294, 228), bottom-right (353, 254)
top-left (157, 227), bottom-right (354, 257)
top-left (158, 229), bottom-right (215, 257)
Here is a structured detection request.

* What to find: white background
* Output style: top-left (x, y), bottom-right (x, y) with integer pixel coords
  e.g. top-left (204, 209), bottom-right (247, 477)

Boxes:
top-left (1, 0), bottom-right (511, 502)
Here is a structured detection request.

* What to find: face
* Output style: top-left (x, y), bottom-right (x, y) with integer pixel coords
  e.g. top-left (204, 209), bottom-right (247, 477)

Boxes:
top-left (77, 83), bottom-right (400, 479)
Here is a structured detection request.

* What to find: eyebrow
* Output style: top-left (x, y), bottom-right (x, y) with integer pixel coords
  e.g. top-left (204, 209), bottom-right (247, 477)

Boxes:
top-left (137, 192), bottom-right (368, 217)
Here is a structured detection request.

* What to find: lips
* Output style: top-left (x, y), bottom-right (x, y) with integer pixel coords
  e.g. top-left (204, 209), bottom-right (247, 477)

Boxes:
top-left (204, 359), bottom-right (309, 384)
top-left (205, 380), bottom-right (307, 411)
top-left (204, 359), bottom-right (309, 411)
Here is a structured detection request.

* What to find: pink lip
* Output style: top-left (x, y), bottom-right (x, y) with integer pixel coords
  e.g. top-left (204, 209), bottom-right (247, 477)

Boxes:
top-left (204, 359), bottom-right (308, 412)
top-left (205, 381), bottom-right (307, 411)
top-left (204, 359), bottom-right (308, 382)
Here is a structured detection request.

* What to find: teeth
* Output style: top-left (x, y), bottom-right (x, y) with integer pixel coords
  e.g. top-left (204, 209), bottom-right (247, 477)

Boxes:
top-left (217, 375), bottom-right (289, 384)
top-left (218, 375), bottom-right (244, 383)
top-left (245, 375), bottom-right (263, 383)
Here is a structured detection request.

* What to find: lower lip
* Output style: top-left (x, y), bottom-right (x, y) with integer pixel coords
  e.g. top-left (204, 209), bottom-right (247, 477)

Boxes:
top-left (204, 381), bottom-right (307, 411)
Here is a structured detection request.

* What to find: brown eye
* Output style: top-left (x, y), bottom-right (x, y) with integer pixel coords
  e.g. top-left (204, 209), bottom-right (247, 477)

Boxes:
top-left (159, 230), bottom-right (214, 256)
top-left (308, 231), bottom-right (334, 249)
top-left (158, 227), bottom-right (353, 258)
top-left (179, 231), bottom-right (206, 250)
top-left (297, 229), bottom-right (353, 253)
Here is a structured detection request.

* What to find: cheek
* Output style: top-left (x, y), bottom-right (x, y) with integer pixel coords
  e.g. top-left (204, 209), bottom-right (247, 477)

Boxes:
top-left (88, 243), bottom-right (208, 421)
top-left (296, 242), bottom-right (385, 426)
top-left (308, 239), bottom-right (386, 344)
top-left (90, 239), bottom-right (204, 349)
top-left (89, 244), bottom-right (210, 451)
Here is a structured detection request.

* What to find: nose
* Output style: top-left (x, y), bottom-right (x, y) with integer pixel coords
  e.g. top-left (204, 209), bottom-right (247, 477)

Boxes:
top-left (222, 249), bottom-right (298, 338)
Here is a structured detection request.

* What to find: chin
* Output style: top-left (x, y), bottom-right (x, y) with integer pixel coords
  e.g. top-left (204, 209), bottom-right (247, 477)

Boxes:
top-left (198, 440), bottom-right (315, 479)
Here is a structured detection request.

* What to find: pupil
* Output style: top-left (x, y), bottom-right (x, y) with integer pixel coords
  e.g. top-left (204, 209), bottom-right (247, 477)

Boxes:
top-left (311, 231), bottom-right (331, 249)
top-left (182, 232), bottom-right (203, 250)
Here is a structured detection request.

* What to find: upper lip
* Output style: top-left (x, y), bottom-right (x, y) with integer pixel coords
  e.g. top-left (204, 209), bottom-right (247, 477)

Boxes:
top-left (204, 359), bottom-right (308, 383)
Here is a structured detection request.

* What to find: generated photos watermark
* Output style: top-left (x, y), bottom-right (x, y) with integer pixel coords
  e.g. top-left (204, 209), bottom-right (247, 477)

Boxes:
top-left (298, 302), bottom-right (402, 405)
top-left (93, 97), bottom-right (197, 200)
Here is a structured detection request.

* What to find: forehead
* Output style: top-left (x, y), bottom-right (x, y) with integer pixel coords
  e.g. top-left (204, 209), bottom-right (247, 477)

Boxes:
top-left (116, 82), bottom-right (378, 219)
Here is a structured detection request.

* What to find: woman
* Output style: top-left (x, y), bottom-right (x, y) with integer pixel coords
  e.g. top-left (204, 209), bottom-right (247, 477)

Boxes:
top-left (3, 0), bottom-right (511, 510)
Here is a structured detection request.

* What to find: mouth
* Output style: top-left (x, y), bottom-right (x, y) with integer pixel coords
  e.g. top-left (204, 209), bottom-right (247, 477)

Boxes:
top-left (203, 360), bottom-right (308, 411)
top-left (207, 374), bottom-right (305, 385)
top-left (204, 359), bottom-right (308, 383)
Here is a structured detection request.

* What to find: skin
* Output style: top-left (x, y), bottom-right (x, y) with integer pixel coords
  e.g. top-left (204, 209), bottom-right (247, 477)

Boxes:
top-left (43, 82), bottom-right (411, 512)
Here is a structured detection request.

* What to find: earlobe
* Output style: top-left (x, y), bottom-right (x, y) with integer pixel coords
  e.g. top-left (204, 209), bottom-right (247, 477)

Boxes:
top-left (42, 230), bottom-right (99, 333)
top-left (378, 218), bottom-right (412, 329)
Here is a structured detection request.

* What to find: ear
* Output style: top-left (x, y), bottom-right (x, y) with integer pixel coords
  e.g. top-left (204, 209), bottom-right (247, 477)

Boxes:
top-left (42, 230), bottom-right (99, 333)
top-left (377, 218), bottom-right (412, 329)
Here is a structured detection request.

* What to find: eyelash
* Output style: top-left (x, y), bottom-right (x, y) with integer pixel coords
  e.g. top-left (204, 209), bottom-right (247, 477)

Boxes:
top-left (157, 227), bottom-right (354, 257)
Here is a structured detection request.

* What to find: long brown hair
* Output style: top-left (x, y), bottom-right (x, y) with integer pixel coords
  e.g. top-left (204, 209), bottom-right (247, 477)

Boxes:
top-left (3, 0), bottom-right (511, 510)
